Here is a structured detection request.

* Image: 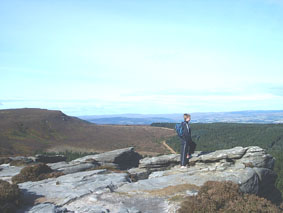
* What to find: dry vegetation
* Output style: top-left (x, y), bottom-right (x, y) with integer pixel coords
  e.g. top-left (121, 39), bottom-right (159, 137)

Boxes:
top-left (11, 163), bottom-right (64, 184)
top-left (0, 180), bottom-right (20, 213)
top-left (9, 160), bottom-right (34, 167)
top-left (0, 108), bottom-right (175, 156)
top-left (145, 184), bottom-right (200, 197)
top-left (178, 181), bottom-right (283, 213)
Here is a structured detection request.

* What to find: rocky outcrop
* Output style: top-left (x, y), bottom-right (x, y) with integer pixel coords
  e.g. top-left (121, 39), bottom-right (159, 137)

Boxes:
top-left (47, 161), bottom-right (100, 175)
top-left (44, 147), bottom-right (142, 175)
top-left (127, 167), bottom-right (151, 181)
top-left (0, 146), bottom-right (280, 213)
top-left (138, 154), bottom-right (181, 172)
top-left (72, 147), bottom-right (142, 170)
top-left (235, 146), bottom-right (275, 169)
top-left (18, 169), bottom-right (129, 206)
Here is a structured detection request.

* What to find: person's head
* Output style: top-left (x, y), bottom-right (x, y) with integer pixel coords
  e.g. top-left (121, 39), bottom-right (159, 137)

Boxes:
top-left (183, 113), bottom-right (191, 122)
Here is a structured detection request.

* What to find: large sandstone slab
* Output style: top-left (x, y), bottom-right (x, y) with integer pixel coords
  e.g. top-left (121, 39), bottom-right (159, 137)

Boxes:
top-left (117, 167), bottom-right (260, 195)
top-left (139, 154), bottom-right (180, 172)
top-left (47, 161), bottom-right (100, 174)
top-left (18, 169), bottom-right (130, 207)
top-left (63, 190), bottom-right (169, 213)
top-left (72, 147), bottom-right (142, 170)
top-left (236, 146), bottom-right (275, 169)
top-left (189, 146), bottom-right (248, 163)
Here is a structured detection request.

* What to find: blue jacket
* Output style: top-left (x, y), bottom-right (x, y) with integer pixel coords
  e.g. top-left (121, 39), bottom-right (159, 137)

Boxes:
top-left (181, 121), bottom-right (192, 142)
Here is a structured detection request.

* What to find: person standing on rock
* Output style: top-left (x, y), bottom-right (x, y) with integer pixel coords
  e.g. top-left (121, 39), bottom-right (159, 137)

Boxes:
top-left (179, 113), bottom-right (194, 168)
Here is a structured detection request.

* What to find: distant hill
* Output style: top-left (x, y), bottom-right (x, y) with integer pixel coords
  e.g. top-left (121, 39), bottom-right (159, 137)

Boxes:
top-left (79, 116), bottom-right (175, 125)
top-left (0, 108), bottom-right (175, 157)
top-left (79, 110), bottom-right (283, 124)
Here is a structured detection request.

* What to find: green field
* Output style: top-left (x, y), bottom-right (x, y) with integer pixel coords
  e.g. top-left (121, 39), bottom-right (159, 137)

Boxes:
top-left (151, 122), bottom-right (283, 196)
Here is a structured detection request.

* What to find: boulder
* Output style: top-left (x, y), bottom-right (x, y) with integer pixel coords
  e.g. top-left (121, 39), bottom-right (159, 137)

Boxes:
top-left (253, 167), bottom-right (277, 187)
top-left (189, 146), bottom-right (248, 163)
top-left (139, 154), bottom-right (180, 172)
top-left (47, 161), bottom-right (100, 174)
top-left (235, 146), bottom-right (275, 169)
top-left (253, 167), bottom-right (282, 204)
top-left (46, 161), bottom-right (70, 170)
top-left (72, 147), bottom-right (142, 170)
top-left (35, 154), bottom-right (66, 163)
top-left (138, 152), bottom-right (206, 173)
top-left (127, 168), bottom-right (151, 181)
top-left (117, 167), bottom-right (261, 195)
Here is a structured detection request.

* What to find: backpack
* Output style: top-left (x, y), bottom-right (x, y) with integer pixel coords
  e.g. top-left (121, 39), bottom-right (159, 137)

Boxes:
top-left (175, 123), bottom-right (183, 138)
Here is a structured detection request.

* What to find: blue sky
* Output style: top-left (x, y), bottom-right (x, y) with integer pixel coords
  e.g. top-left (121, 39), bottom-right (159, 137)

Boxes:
top-left (1, 0), bottom-right (283, 115)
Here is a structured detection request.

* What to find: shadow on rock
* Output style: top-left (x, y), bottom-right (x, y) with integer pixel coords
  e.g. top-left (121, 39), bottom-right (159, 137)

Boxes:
top-left (16, 188), bottom-right (46, 213)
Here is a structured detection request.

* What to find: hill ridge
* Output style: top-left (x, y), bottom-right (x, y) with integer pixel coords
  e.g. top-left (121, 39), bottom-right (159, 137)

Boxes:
top-left (0, 108), bottom-right (175, 156)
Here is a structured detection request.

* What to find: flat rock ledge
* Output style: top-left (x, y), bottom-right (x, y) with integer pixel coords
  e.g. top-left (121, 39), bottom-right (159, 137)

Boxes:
top-left (0, 146), bottom-right (279, 213)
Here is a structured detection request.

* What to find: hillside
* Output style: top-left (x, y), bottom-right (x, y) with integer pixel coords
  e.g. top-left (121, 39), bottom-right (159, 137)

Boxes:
top-left (0, 108), bottom-right (175, 156)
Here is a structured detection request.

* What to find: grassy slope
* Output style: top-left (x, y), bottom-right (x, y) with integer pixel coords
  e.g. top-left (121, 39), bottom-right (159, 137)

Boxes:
top-left (0, 109), bottom-right (175, 156)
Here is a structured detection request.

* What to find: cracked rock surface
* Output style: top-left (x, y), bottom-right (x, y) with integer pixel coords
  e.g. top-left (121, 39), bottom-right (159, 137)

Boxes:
top-left (0, 146), bottom-right (278, 213)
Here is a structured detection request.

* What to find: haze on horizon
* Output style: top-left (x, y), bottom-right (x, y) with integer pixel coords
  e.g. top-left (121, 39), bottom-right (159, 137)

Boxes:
top-left (1, 0), bottom-right (283, 116)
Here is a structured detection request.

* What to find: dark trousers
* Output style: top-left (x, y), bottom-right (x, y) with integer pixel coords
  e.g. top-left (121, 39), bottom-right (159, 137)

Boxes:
top-left (180, 139), bottom-right (191, 166)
